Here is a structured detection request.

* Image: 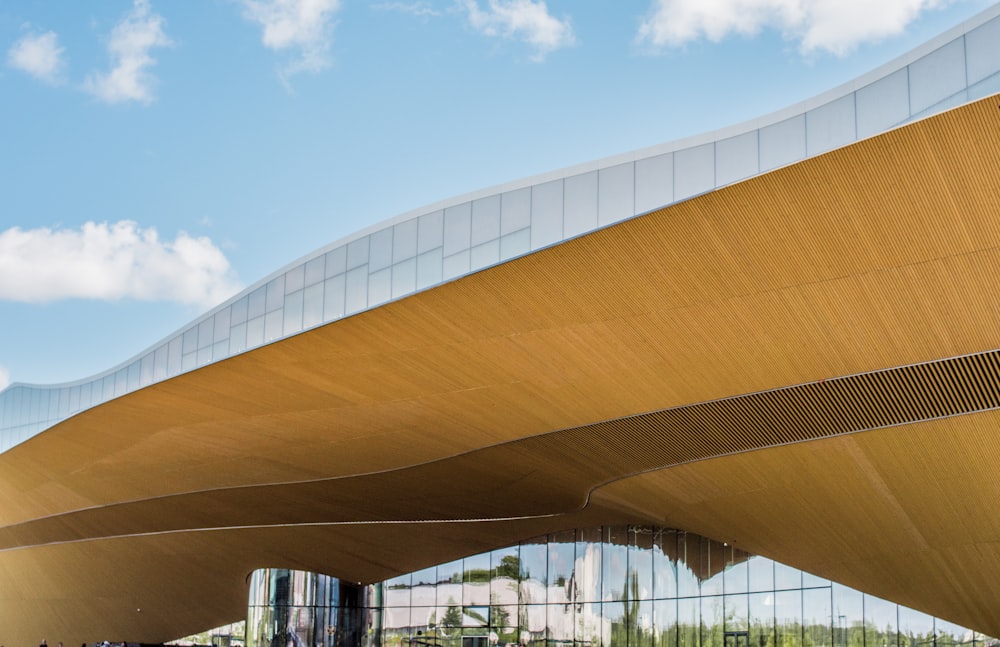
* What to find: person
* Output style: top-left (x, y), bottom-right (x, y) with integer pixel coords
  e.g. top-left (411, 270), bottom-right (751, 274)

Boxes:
top-left (40, 640), bottom-right (47, 647)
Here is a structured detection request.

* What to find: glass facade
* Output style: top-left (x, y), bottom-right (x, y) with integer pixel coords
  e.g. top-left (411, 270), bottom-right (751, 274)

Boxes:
top-left (246, 527), bottom-right (995, 647)
top-left (248, 569), bottom-right (377, 647)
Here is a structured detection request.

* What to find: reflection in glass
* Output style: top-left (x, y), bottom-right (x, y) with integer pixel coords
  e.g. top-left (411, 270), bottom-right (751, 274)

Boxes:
top-left (749, 592), bottom-right (774, 647)
top-left (521, 539), bottom-right (548, 605)
top-left (464, 552), bottom-right (491, 607)
top-left (655, 598), bottom-right (678, 647)
top-left (492, 544), bottom-right (520, 624)
top-left (937, 618), bottom-right (973, 647)
top-left (747, 557), bottom-right (774, 595)
top-left (864, 594), bottom-right (898, 647)
top-left (678, 597), bottom-right (700, 647)
top-left (775, 590), bottom-right (802, 647)
top-left (576, 602), bottom-right (604, 647)
top-left (677, 533), bottom-right (702, 598)
top-left (899, 606), bottom-right (934, 647)
top-left (548, 597), bottom-right (574, 646)
top-left (604, 526), bottom-right (629, 603)
top-left (577, 528), bottom-right (603, 603)
top-left (725, 594), bottom-right (748, 633)
top-left (702, 595), bottom-right (723, 647)
top-left (631, 527), bottom-right (655, 601)
top-left (525, 603), bottom-right (547, 639)
top-left (549, 530), bottom-right (576, 606)
top-left (724, 548), bottom-right (749, 595)
top-left (774, 563), bottom-right (801, 591)
top-left (803, 586), bottom-right (831, 647)
top-left (411, 567), bottom-right (437, 611)
top-left (831, 584), bottom-right (862, 647)
top-left (604, 595), bottom-right (626, 647)
top-left (245, 527), bottom-right (995, 647)
top-left (700, 538), bottom-right (725, 598)
top-left (654, 529), bottom-right (678, 600)
top-left (635, 600), bottom-right (654, 647)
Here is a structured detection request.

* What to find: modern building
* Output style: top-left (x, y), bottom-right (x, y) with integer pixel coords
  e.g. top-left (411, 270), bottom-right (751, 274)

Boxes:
top-left (3, 5), bottom-right (1000, 646)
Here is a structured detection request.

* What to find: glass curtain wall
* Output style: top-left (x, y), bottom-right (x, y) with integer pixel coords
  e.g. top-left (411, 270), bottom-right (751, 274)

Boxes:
top-left (247, 569), bottom-right (379, 647)
top-left (249, 527), bottom-right (995, 647)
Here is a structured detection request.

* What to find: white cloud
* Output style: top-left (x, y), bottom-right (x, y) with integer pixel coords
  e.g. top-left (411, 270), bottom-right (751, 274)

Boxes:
top-left (0, 366), bottom-right (9, 392)
top-left (0, 221), bottom-right (242, 309)
top-left (83, 0), bottom-right (172, 104)
top-left (240, 0), bottom-right (342, 78)
top-left (460, 0), bottom-right (575, 61)
top-left (6, 30), bottom-right (66, 84)
top-left (372, 1), bottom-right (443, 17)
top-left (637, 0), bottom-right (950, 56)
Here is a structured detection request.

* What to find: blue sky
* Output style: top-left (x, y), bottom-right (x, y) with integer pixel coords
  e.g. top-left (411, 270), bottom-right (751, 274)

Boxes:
top-left (0, 0), bottom-right (994, 388)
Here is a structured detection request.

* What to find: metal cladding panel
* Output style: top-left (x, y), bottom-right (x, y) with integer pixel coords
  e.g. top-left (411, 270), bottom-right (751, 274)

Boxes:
top-left (909, 37), bottom-right (967, 114)
top-left (856, 68), bottom-right (910, 139)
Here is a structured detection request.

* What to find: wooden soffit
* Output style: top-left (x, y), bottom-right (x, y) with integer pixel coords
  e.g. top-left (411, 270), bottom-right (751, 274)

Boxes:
top-left (1, 95), bottom-right (1000, 644)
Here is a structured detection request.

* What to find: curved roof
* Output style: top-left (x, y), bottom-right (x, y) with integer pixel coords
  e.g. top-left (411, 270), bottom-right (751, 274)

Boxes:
top-left (3, 6), bottom-right (1000, 645)
top-left (3, 3), bottom-right (1000, 447)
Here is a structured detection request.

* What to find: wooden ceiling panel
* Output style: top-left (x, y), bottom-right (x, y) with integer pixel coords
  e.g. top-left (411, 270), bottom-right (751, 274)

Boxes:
top-left (2, 96), bottom-right (1000, 644)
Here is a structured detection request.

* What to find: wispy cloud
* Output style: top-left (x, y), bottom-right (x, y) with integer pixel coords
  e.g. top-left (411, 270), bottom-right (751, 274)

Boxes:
top-left (636, 0), bottom-right (949, 56)
top-left (240, 0), bottom-right (342, 81)
top-left (372, 1), bottom-right (443, 17)
top-left (460, 0), bottom-right (575, 61)
top-left (6, 29), bottom-right (66, 84)
top-left (0, 221), bottom-right (242, 309)
top-left (83, 0), bottom-right (172, 104)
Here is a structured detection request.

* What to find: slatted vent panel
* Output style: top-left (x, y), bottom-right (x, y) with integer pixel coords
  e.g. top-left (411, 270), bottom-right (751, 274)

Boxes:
top-left (541, 349), bottom-right (1000, 478)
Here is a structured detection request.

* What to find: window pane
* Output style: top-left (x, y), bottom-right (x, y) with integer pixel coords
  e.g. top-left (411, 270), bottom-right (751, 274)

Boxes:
top-left (750, 592), bottom-right (774, 647)
top-left (634, 600), bottom-right (654, 647)
top-left (604, 526), bottom-right (629, 602)
top-left (775, 590), bottom-right (802, 647)
top-left (724, 548), bottom-right (750, 595)
top-left (678, 533), bottom-right (700, 598)
top-left (774, 563), bottom-right (801, 591)
top-left (385, 573), bottom-right (411, 608)
top-left (831, 583), bottom-right (863, 647)
top-left (654, 529), bottom-right (678, 600)
top-left (803, 587), bottom-right (831, 647)
top-left (747, 557), bottom-right (774, 595)
top-left (412, 567), bottom-right (437, 610)
top-left (576, 527), bottom-right (603, 603)
top-left (701, 538), bottom-right (725, 597)
top-left (899, 606), bottom-right (933, 647)
top-left (520, 539), bottom-right (548, 605)
top-left (864, 594), bottom-right (898, 647)
top-left (524, 604), bottom-right (547, 641)
top-left (576, 602), bottom-right (604, 647)
top-left (464, 552), bottom-right (491, 606)
top-left (606, 595), bottom-right (627, 647)
top-left (549, 530), bottom-right (576, 605)
top-left (725, 594), bottom-right (749, 633)
top-left (678, 597), bottom-right (700, 647)
top-left (702, 595), bottom-right (724, 647)
top-left (548, 599), bottom-right (574, 646)
top-left (656, 598), bottom-right (678, 647)
top-left (631, 526), bottom-right (655, 600)
top-left (491, 546), bottom-right (520, 607)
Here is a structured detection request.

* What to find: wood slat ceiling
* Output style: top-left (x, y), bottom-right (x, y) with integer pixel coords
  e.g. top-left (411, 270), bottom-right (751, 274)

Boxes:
top-left (2, 95), bottom-right (1000, 645)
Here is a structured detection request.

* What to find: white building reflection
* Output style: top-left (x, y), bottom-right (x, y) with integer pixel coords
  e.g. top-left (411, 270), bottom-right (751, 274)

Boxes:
top-left (246, 526), bottom-right (996, 647)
